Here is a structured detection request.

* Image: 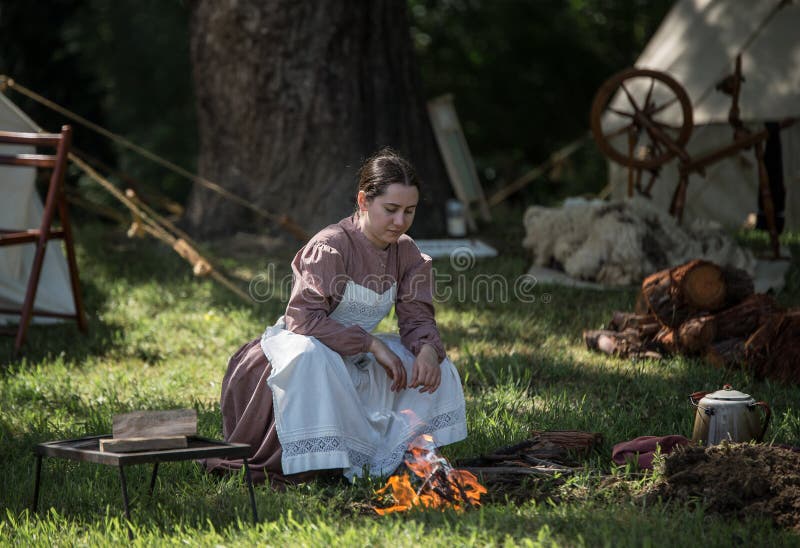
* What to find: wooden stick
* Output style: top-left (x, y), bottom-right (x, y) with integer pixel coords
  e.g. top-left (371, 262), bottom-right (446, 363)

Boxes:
top-left (463, 466), bottom-right (574, 477)
top-left (487, 134), bottom-right (589, 207)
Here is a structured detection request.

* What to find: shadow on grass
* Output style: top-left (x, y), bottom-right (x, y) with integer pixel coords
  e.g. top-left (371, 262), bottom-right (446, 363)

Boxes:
top-left (0, 222), bottom-right (272, 368)
top-left (0, 393), bottom-right (225, 516)
top-left (0, 277), bottom-right (125, 368)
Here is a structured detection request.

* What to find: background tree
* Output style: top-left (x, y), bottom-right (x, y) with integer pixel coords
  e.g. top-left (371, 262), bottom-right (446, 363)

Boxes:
top-left (0, 0), bottom-right (673, 236)
top-left (186, 0), bottom-right (451, 238)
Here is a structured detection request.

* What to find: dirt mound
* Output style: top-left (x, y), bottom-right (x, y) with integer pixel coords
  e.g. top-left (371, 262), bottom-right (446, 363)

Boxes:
top-left (646, 442), bottom-right (800, 531)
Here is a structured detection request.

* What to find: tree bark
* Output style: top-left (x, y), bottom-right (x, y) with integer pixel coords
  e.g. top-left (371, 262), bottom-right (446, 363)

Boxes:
top-left (186, 0), bottom-right (450, 239)
top-left (721, 266), bottom-right (755, 308)
top-left (745, 310), bottom-right (800, 383)
top-left (713, 293), bottom-right (780, 341)
top-left (705, 338), bottom-right (745, 369)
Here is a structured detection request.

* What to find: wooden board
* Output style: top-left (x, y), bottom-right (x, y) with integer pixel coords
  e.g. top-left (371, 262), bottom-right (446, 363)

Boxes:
top-left (100, 435), bottom-right (188, 453)
top-left (112, 409), bottom-right (197, 439)
top-left (427, 94), bottom-right (491, 227)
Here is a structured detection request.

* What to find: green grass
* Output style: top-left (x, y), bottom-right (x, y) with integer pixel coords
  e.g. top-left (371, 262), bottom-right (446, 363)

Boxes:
top-left (2, 222), bottom-right (800, 546)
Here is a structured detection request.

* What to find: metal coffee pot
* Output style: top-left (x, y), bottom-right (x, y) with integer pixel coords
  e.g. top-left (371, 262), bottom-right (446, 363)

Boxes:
top-left (689, 385), bottom-right (771, 447)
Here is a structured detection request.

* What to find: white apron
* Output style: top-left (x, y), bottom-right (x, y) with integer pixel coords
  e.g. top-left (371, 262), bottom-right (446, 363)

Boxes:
top-left (261, 280), bottom-right (467, 480)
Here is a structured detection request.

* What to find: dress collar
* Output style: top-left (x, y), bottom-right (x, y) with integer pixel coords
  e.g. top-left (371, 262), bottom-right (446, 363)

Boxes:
top-left (346, 214), bottom-right (391, 255)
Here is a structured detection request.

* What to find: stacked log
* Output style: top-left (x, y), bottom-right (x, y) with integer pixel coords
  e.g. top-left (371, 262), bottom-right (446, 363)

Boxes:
top-left (583, 259), bottom-right (799, 384)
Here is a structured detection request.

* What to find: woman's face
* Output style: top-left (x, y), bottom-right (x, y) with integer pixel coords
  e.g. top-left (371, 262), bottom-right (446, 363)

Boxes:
top-left (357, 183), bottom-right (419, 249)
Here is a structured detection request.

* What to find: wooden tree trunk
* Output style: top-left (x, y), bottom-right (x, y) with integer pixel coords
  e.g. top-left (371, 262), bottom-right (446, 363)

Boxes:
top-left (640, 260), bottom-right (726, 326)
top-left (186, 0), bottom-right (449, 239)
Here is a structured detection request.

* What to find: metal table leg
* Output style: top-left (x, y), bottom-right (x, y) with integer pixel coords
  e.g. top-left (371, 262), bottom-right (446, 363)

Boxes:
top-left (118, 465), bottom-right (133, 540)
top-left (242, 459), bottom-right (258, 524)
top-left (148, 462), bottom-right (159, 496)
top-left (32, 454), bottom-right (42, 512)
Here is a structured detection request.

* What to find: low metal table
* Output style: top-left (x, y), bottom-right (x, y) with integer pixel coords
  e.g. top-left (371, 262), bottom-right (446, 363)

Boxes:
top-left (32, 435), bottom-right (258, 537)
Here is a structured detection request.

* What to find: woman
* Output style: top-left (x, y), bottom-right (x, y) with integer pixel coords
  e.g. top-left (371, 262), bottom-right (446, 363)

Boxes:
top-left (205, 148), bottom-right (467, 485)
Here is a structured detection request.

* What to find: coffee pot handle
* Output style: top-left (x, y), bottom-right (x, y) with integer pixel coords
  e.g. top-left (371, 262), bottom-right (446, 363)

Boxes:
top-left (753, 401), bottom-right (772, 442)
top-left (689, 391), bottom-right (711, 406)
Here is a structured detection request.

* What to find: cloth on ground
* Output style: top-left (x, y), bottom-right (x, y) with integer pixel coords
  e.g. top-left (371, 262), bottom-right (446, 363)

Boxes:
top-left (612, 435), bottom-right (691, 469)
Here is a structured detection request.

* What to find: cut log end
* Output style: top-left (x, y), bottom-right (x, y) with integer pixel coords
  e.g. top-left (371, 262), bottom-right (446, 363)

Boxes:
top-left (681, 261), bottom-right (726, 311)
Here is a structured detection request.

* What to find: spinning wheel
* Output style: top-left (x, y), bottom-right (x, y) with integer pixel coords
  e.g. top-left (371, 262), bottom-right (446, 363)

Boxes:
top-left (590, 68), bottom-right (693, 171)
top-left (590, 61), bottom-right (796, 259)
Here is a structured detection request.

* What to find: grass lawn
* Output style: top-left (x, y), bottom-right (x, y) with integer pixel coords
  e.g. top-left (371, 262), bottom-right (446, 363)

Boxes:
top-left (2, 218), bottom-right (799, 546)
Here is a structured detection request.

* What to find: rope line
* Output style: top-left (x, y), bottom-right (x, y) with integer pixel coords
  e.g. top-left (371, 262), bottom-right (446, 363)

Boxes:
top-left (0, 75), bottom-right (308, 240)
top-left (69, 150), bottom-right (252, 303)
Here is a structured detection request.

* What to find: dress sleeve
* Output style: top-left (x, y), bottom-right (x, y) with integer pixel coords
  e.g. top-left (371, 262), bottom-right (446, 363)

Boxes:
top-left (284, 241), bottom-right (373, 356)
top-left (396, 250), bottom-right (446, 363)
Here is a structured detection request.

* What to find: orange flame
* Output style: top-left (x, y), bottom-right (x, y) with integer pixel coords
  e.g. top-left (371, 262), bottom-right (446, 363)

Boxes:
top-left (374, 434), bottom-right (487, 515)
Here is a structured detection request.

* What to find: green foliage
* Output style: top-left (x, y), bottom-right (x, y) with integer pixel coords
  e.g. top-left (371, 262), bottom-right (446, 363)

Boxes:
top-left (1, 223), bottom-right (799, 544)
top-left (0, 0), bottom-right (196, 205)
top-left (409, 0), bottom-right (673, 196)
top-left (1, 1), bottom-right (675, 212)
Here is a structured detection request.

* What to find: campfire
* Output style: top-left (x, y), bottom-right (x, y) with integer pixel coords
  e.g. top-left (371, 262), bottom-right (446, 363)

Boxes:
top-left (374, 434), bottom-right (486, 515)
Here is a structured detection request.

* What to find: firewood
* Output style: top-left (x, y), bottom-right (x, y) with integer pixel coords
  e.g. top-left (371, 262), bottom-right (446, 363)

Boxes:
top-left (529, 430), bottom-right (603, 448)
top-left (584, 329), bottom-right (644, 358)
top-left (677, 314), bottom-right (716, 354)
top-left (713, 294), bottom-right (781, 341)
top-left (100, 436), bottom-right (188, 453)
top-left (463, 466), bottom-right (570, 477)
top-left (607, 311), bottom-right (660, 337)
top-left (705, 338), bottom-right (745, 369)
top-left (654, 326), bottom-right (678, 354)
top-left (113, 409), bottom-right (197, 439)
top-left (721, 266), bottom-right (755, 307)
top-left (640, 260), bottom-right (726, 327)
top-left (745, 310), bottom-right (800, 383)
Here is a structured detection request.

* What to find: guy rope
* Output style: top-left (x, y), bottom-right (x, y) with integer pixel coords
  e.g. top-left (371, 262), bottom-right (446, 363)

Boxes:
top-left (0, 74), bottom-right (297, 303)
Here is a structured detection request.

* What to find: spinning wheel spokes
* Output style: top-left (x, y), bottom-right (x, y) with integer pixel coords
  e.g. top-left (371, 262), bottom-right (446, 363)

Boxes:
top-left (620, 82), bottom-right (641, 113)
top-left (643, 77), bottom-right (656, 112)
top-left (604, 122), bottom-right (637, 140)
top-left (590, 68), bottom-right (693, 170)
top-left (607, 107), bottom-right (635, 118)
top-left (650, 96), bottom-right (680, 116)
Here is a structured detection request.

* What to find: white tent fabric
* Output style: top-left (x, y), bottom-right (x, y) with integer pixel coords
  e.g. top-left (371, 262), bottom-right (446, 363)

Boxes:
top-left (0, 91), bottom-right (76, 325)
top-left (606, 0), bottom-right (800, 231)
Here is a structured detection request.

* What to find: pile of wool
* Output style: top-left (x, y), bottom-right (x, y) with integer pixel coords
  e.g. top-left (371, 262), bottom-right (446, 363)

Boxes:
top-left (522, 197), bottom-right (755, 286)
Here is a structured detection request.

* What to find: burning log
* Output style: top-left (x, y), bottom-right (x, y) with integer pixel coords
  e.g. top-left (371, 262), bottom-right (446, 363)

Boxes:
top-left (640, 259), bottom-right (727, 327)
top-left (373, 434), bottom-right (486, 515)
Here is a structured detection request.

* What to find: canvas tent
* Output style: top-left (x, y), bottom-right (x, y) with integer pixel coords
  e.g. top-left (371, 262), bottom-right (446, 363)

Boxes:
top-left (0, 91), bottom-right (76, 325)
top-left (604, 0), bottom-right (800, 231)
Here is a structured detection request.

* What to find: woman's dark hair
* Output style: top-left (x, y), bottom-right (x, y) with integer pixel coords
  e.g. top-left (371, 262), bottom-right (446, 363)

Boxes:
top-left (357, 147), bottom-right (420, 201)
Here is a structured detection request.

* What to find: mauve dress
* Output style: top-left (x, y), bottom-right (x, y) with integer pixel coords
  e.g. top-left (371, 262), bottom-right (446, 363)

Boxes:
top-left (204, 216), bottom-right (467, 485)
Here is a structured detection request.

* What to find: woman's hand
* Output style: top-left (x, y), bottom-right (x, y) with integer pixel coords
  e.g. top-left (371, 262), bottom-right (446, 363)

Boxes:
top-left (409, 344), bottom-right (441, 394)
top-left (369, 337), bottom-right (406, 392)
